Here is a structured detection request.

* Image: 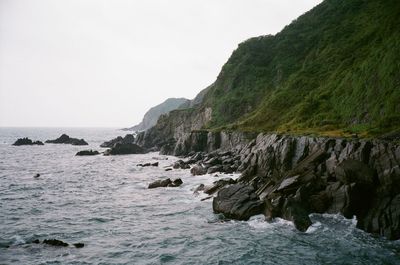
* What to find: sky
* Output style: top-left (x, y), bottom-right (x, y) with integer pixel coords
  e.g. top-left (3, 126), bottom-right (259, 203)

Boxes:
top-left (0, 0), bottom-right (322, 127)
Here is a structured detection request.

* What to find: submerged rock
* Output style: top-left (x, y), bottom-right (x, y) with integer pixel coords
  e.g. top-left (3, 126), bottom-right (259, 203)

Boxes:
top-left (137, 162), bottom-right (159, 167)
top-left (43, 239), bottom-right (69, 247)
top-left (76, 150), bottom-right (100, 156)
top-left (12, 138), bottom-right (44, 146)
top-left (46, 134), bottom-right (88, 146)
top-left (73, 243), bottom-right (85, 248)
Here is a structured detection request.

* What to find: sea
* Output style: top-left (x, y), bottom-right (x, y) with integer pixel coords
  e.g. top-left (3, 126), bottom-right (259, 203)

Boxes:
top-left (0, 127), bottom-right (399, 265)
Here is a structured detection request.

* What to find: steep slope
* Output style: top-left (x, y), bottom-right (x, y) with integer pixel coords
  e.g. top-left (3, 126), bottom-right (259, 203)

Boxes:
top-left (202, 0), bottom-right (400, 137)
top-left (129, 98), bottom-right (189, 131)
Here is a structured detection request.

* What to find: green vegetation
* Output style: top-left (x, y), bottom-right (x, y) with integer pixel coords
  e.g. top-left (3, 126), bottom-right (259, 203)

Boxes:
top-left (200, 0), bottom-right (400, 137)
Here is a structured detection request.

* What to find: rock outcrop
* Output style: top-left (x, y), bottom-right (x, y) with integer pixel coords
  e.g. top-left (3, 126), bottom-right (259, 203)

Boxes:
top-left (46, 134), bottom-right (88, 146)
top-left (100, 134), bottom-right (135, 148)
top-left (12, 138), bottom-right (44, 146)
top-left (76, 150), bottom-right (100, 156)
top-left (104, 143), bottom-right (146, 155)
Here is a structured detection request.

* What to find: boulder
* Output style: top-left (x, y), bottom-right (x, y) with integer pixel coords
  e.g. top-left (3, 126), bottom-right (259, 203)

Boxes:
top-left (173, 160), bottom-right (190, 169)
top-left (148, 178), bottom-right (172, 189)
top-left (46, 134), bottom-right (88, 145)
top-left (148, 178), bottom-right (183, 189)
top-left (76, 150), bottom-right (100, 156)
top-left (190, 164), bottom-right (207, 176)
top-left (12, 138), bottom-right (44, 146)
top-left (213, 183), bottom-right (265, 220)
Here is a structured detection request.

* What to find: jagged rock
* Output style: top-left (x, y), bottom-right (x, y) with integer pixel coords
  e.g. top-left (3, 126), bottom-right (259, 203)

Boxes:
top-left (148, 178), bottom-right (183, 189)
top-left (281, 198), bottom-right (312, 232)
top-left (46, 134), bottom-right (88, 146)
top-left (204, 178), bottom-right (236, 195)
top-left (73, 243), bottom-right (84, 248)
top-left (207, 165), bottom-right (223, 174)
top-left (100, 134), bottom-right (134, 148)
top-left (148, 178), bottom-right (172, 189)
top-left (213, 183), bottom-right (265, 220)
top-left (169, 178), bottom-right (183, 187)
top-left (76, 150), bottom-right (100, 156)
top-left (43, 239), bottom-right (69, 247)
top-left (190, 164), bottom-right (207, 176)
top-left (104, 143), bottom-right (146, 155)
top-left (335, 159), bottom-right (376, 185)
top-left (12, 138), bottom-right (44, 146)
top-left (173, 160), bottom-right (190, 169)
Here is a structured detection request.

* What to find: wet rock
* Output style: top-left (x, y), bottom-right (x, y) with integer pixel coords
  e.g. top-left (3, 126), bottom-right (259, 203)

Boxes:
top-left (43, 239), bottom-right (69, 247)
top-left (281, 198), bottom-right (312, 232)
top-left (173, 160), bottom-right (190, 169)
top-left (193, 184), bottom-right (205, 195)
top-left (104, 143), bottom-right (146, 155)
top-left (213, 183), bottom-right (265, 220)
top-left (76, 150), bottom-right (100, 156)
top-left (165, 168), bottom-right (173, 171)
top-left (190, 164), bottom-right (207, 176)
top-left (168, 178), bottom-right (183, 187)
top-left (13, 138), bottom-right (44, 146)
top-left (73, 243), bottom-right (85, 248)
top-left (148, 178), bottom-right (172, 189)
top-left (204, 178), bottom-right (236, 195)
top-left (137, 162), bottom-right (159, 167)
top-left (33, 173), bottom-right (40, 178)
top-left (148, 178), bottom-right (183, 189)
top-left (32, 239), bottom-right (40, 244)
top-left (46, 134), bottom-right (88, 146)
top-left (207, 165), bottom-right (223, 174)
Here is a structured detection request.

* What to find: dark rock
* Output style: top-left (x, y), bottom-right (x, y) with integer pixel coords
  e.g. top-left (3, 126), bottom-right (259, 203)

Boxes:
top-left (76, 150), bottom-right (100, 156)
top-left (282, 199), bottom-right (312, 232)
top-left (193, 184), bottom-right (205, 195)
top-left (13, 138), bottom-right (44, 146)
top-left (137, 162), bottom-right (158, 167)
top-left (33, 174), bottom-right (40, 178)
top-left (207, 165), bottom-right (223, 174)
top-left (32, 239), bottom-right (40, 244)
top-left (204, 178), bottom-right (236, 195)
top-left (173, 160), bottom-right (190, 169)
top-left (100, 134), bottom-right (135, 148)
top-left (148, 178), bottom-right (172, 189)
top-left (335, 159), bottom-right (376, 185)
top-left (105, 143), bottom-right (146, 155)
top-left (165, 168), bottom-right (173, 171)
top-left (151, 162), bottom-right (159, 167)
top-left (213, 183), bottom-right (265, 220)
top-left (73, 243), bottom-right (84, 248)
top-left (190, 164), bottom-right (207, 176)
top-left (168, 178), bottom-right (183, 187)
top-left (46, 134), bottom-right (88, 145)
top-left (43, 239), bottom-right (69, 247)
top-left (201, 196), bottom-right (213, 201)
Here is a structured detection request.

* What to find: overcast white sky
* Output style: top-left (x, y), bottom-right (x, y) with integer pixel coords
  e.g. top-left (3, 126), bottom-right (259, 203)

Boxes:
top-left (0, 0), bottom-right (322, 127)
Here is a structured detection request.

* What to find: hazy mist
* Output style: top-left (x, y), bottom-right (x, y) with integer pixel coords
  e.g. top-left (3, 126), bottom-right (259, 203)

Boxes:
top-left (0, 0), bottom-right (322, 127)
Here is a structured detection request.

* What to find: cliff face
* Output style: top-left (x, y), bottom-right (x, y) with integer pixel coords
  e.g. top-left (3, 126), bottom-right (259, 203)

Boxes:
top-left (129, 98), bottom-right (189, 131)
top-left (133, 0), bottom-right (400, 239)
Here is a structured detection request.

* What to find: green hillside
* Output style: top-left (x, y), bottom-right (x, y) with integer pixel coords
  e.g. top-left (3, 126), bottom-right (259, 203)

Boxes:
top-left (201, 0), bottom-right (400, 137)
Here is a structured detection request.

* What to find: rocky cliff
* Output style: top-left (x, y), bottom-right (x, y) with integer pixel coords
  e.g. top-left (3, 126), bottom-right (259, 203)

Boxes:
top-left (129, 98), bottom-right (189, 131)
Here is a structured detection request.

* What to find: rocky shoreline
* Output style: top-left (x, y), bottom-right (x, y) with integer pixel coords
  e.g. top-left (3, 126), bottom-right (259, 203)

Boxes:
top-left (134, 130), bottom-right (400, 240)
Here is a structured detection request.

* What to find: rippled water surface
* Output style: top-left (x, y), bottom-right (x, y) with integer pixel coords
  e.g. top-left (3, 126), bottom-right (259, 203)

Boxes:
top-left (0, 128), bottom-right (399, 265)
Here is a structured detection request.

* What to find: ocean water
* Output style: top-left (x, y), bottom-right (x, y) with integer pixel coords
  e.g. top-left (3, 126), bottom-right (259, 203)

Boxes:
top-left (0, 127), bottom-right (399, 265)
